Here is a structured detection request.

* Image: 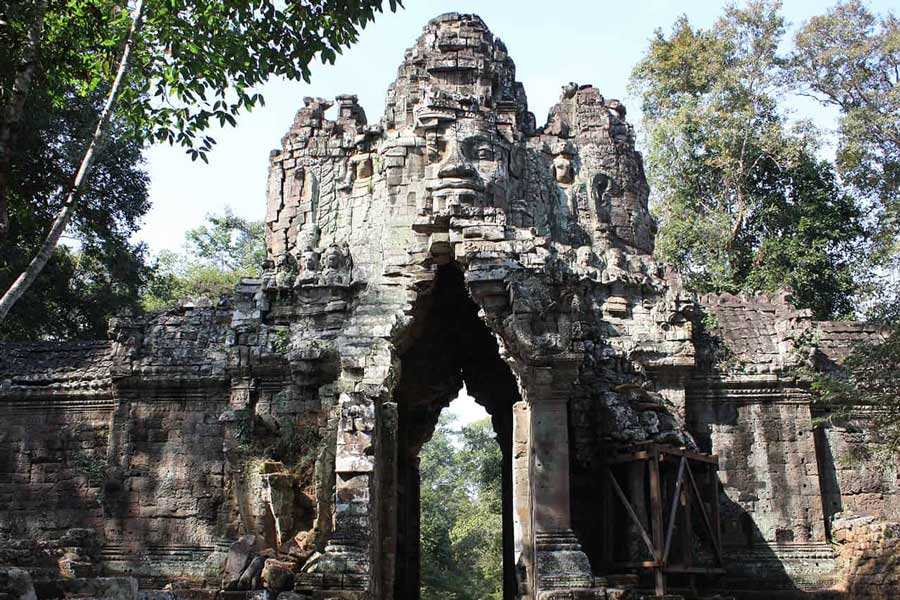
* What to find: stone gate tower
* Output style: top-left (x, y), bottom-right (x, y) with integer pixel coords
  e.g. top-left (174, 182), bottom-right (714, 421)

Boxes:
top-left (259, 12), bottom-right (694, 599)
top-left (3, 12), bottom-right (899, 600)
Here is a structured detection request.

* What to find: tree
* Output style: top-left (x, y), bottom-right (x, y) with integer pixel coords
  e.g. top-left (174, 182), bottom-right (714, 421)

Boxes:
top-left (1, 0), bottom-right (137, 239)
top-left (0, 0), bottom-right (401, 324)
top-left (141, 208), bottom-right (263, 312)
top-left (185, 208), bottom-right (265, 272)
top-left (791, 1), bottom-right (899, 254)
top-left (630, 1), bottom-right (865, 318)
top-left (420, 415), bottom-right (503, 600)
top-left (768, 1), bottom-right (900, 454)
top-left (790, 1), bottom-right (900, 313)
top-left (0, 78), bottom-right (152, 340)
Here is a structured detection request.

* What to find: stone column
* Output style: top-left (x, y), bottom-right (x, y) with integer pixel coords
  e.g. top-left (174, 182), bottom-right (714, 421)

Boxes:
top-left (512, 400), bottom-right (533, 599)
top-left (300, 392), bottom-right (373, 597)
top-left (526, 359), bottom-right (594, 594)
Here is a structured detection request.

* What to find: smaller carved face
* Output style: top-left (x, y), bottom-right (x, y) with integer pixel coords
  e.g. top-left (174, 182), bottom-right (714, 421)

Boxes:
top-left (300, 250), bottom-right (320, 272)
top-left (576, 246), bottom-right (595, 268)
top-left (606, 247), bottom-right (627, 270)
top-left (552, 155), bottom-right (574, 184)
top-left (323, 246), bottom-right (343, 269)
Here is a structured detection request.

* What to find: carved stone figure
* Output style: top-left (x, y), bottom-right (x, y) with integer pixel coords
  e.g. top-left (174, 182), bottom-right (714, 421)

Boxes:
top-left (273, 253), bottom-right (296, 288)
top-left (550, 142), bottom-right (575, 185)
top-left (319, 243), bottom-right (351, 286)
top-left (294, 248), bottom-right (320, 287)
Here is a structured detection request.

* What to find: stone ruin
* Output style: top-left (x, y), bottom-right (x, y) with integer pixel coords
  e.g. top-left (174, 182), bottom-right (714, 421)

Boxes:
top-left (1, 12), bottom-right (899, 600)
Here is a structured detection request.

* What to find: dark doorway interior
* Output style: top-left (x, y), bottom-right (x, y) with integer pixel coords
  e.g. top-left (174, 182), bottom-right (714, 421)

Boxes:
top-left (393, 264), bottom-right (521, 600)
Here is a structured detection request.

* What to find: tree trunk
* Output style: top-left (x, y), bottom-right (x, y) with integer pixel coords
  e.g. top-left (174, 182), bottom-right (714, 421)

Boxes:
top-left (0, 0), bottom-right (49, 240)
top-left (0, 0), bottom-right (146, 323)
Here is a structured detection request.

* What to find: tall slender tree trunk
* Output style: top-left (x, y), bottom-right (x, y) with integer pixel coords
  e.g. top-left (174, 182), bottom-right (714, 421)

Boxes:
top-left (0, 0), bottom-right (48, 240)
top-left (0, 0), bottom-right (146, 323)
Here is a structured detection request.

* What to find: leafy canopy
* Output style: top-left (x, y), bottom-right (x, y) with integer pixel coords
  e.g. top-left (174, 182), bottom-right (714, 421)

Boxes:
top-left (0, 0), bottom-right (399, 332)
top-left (6, 0), bottom-right (401, 162)
top-left (630, 0), bottom-right (865, 319)
top-left (142, 208), bottom-right (264, 312)
top-left (121, 0), bottom-right (402, 162)
top-left (791, 1), bottom-right (900, 254)
top-left (0, 83), bottom-right (151, 340)
top-left (790, 1), bottom-right (900, 317)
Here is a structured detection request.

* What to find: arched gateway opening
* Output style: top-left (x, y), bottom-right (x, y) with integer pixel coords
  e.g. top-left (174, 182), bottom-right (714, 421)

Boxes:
top-left (392, 264), bottom-right (520, 600)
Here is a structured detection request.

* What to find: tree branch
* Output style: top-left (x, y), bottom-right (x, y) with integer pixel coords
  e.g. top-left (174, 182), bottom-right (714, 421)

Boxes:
top-left (0, 0), bottom-right (48, 240)
top-left (0, 0), bottom-right (146, 323)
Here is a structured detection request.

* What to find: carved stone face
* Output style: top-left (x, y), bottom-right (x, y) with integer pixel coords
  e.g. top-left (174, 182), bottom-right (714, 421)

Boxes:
top-left (300, 249), bottom-right (319, 272)
top-left (553, 155), bottom-right (574, 184)
top-left (323, 246), bottom-right (343, 270)
top-left (424, 118), bottom-right (511, 211)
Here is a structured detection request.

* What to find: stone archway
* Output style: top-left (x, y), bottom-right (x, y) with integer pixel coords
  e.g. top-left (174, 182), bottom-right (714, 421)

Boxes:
top-left (391, 264), bottom-right (520, 600)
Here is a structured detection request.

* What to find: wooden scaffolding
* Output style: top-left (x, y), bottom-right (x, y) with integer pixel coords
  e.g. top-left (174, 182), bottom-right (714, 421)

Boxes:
top-left (601, 444), bottom-right (725, 596)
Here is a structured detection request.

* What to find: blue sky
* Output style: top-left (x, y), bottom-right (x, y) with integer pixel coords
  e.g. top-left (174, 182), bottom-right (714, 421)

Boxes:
top-left (134, 0), bottom-right (894, 423)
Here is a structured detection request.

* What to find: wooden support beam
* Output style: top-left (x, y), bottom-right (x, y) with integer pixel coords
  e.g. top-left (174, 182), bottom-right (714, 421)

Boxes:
top-left (601, 443), bottom-right (724, 588)
top-left (682, 465), bottom-right (694, 570)
top-left (685, 459), bottom-right (723, 562)
top-left (606, 467), bottom-right (657, 560)
top-left (648, 447), bottom-right (666, 596)
top-left (603, 465), bottom-right (614, 567)
top-left (710, 464), bottom-right (722, 560)
top-left (662, 456), bottom-right (686, 563)
top-left (663, 565), bottom-right (726, 575)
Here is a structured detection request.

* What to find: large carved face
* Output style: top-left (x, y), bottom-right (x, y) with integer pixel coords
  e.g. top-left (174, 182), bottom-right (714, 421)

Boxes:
top-left (424, 116), bottom-right (511, 211)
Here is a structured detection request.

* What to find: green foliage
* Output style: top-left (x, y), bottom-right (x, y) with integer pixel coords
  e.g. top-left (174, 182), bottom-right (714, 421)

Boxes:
top-left (185, 208), bottom-right (265, 271)
top-left (127, 0), bottom-right (401, 161)
top-left (738, 154), bottom-right (863, 318)
top-left (630, 0), bottom-right (865, 319)
top-left (261, 419), bottom-right (323, 475)
top-left (790, 1), bottom-right (900, 263)
top-left (0, 81), bottom-right (152, 340)
top-left (813, 327), bottom-right (900, 454)
top-left (73, 449), bottom-right (108, 486)
top-left (790, 1), bottom-right (900, 319)
top-left (0, 0), bottom-right (398, 325)
top-left (141, 208), bottom-right (263, 311)
top-left (2, 1), bottom-right (128, 110)
top-left (233, 411), bottom-right (324, 476)
top-left (4, 0), bottom-right (401, 160)
top-left (272, 328), bottom-right (291, 354)
top-left (420, 415), bottom-right (503, 600)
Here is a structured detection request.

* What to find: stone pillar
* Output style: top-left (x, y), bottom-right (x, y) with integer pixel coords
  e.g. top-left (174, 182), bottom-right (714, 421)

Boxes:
top-left (526, 360), bottom-right (594, 595)
top-left (301, 392), bottom-right (373, 597)
top-left (512, 400), bottom-right (533, 599)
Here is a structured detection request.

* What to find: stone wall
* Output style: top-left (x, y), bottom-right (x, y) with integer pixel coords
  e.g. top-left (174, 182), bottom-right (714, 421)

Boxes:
top-left (687, 292), bottom-right (899, 595)
top-left (831, 514), bottom-right (900, 599)
top-left (0, 302), bottom-right (332, 588)
top-left (818, 421), bottom-right (900, 524)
